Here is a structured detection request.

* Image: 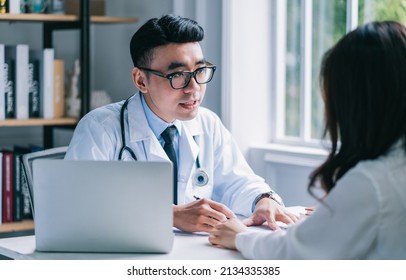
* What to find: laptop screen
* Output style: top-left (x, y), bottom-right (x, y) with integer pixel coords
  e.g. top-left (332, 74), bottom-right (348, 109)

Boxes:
top-left (32, 159), bottom-right (174, 253)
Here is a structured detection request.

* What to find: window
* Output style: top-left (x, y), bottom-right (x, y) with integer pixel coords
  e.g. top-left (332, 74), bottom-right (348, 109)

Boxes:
top-left (273, 0), bottom-right (406, 146)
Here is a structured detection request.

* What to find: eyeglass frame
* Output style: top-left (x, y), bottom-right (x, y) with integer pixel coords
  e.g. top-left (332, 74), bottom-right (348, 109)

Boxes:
top-left (136, 62), bottom-right (216, 89)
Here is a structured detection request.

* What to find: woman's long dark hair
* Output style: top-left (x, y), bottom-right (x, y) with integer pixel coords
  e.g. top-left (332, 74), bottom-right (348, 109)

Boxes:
top-left (309, 21), bottom-right (406, 194)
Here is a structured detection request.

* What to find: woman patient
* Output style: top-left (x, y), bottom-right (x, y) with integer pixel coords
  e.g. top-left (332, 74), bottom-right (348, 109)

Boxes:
top-left (209, 21), bottom-right (406, 259)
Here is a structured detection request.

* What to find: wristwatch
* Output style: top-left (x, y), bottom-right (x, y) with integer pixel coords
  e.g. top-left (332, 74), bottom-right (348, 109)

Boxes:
top-left (254, 190), bottom-right (284, 207)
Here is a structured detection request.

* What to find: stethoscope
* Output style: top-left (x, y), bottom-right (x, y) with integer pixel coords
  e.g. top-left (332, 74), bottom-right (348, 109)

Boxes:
top-left (118, 95), bottom-right (209, 187)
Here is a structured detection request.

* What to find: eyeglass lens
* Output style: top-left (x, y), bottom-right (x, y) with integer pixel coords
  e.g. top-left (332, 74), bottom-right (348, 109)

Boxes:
top-left (171, 67), bottom-right (214, 89)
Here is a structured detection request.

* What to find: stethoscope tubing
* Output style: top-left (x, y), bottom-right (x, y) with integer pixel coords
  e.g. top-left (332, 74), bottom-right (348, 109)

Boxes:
top-left (118, 94), bottom-right (208, 187)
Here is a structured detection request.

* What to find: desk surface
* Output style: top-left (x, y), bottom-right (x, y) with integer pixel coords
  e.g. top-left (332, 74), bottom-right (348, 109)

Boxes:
top-left (0, 207), bottom-right (306, 260)
top-left (0, 231), bottom-right (243, 260)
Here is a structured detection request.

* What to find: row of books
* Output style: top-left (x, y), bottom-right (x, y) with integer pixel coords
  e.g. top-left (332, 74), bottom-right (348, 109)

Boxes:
top-left (0, 146), bottom-right (41, 224)
top-left (0, 44), bottom-right (65, 120)
top-left (0, 0), bottom-right (20, 14)
top-left (0, 0), bottom-right (64, 14)
top-left (0, 0), bottom-right (104, 16)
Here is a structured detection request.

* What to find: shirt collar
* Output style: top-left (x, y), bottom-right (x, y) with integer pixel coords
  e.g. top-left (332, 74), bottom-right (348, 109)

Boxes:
top-left (140, 93), bottom-right (182, 139)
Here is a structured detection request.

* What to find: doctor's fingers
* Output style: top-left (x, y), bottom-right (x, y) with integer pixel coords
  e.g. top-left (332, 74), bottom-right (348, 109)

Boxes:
top-left (199, 204), bottom-right (229, 223)
top-left (242, 215), bottom-right (263, 227)
top-left (189, 213), bottom-right (225, 232)
top-left (198, 215), bottom-right (224, 229)
top-left (195, 222), bottom-right (217, 233)
top-left (265, 218), bottom-right (281, 231)
top-left (276, 211), bottom-right (299, 225)
top-left (265, 212), bottom-right (298, 231)
top-left (204, 199), bottom-right (236, 219)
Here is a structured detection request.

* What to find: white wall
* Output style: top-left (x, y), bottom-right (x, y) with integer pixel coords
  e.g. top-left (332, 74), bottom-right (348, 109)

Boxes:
top-left (221, 0), bottom-right (272, 155)
top-left (248, 144), bottom-right (327, 206)
top-left (91, 0), bottom-right (173, 102)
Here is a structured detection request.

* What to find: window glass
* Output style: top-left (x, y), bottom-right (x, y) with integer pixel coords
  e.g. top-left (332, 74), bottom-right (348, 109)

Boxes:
top-left (285, 0), bottom-right (302, 137)
top-left (278, 0), bottom-right (406, 144)
top-left (311, 0), bottom-right (347, 139)
top-left (359, 0), bottom-right (406, 25)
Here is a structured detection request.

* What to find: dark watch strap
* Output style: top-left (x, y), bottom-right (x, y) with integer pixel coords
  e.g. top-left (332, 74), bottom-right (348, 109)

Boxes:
top-left (254, 191), bottom-right (284, 207)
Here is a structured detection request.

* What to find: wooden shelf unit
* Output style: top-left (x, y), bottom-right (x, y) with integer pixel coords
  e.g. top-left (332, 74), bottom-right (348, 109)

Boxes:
top-left (0, 2), bottom-right (138, 148)
top-left (0, 118), bottom-right (78, 127)
top-left (0, 220), bottom-right (34, 234)
top-left (0, 13), bottom-right (137, 24)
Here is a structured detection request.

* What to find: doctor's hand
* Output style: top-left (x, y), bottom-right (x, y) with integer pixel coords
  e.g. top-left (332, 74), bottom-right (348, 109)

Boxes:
top-left (208, 218), bottom-right (248, 250)
top-left (243, 198), bottom-right (299, 231)
top-left (173, 198), bottom-right (236, 233)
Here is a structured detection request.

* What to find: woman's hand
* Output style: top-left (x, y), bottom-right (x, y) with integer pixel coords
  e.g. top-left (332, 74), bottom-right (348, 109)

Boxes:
top-left (208, 218), bottom-right (248, 250)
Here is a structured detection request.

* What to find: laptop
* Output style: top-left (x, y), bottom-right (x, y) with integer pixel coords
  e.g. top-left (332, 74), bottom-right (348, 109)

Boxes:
top-left (32, 159), bottom-right (174, 253)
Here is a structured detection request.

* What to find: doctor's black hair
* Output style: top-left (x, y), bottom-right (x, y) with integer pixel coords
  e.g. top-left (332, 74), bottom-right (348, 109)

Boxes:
top-left (309, 20), bottom-right (406, 195)
top-left (130, 14), bottom-right (204, 68)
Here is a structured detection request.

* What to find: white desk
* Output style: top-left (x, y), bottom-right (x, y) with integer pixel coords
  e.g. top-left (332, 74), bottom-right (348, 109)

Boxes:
top-left (0, 231), bottom-right (243, 260)
top-left (0, 207), bottom-right (306, 260)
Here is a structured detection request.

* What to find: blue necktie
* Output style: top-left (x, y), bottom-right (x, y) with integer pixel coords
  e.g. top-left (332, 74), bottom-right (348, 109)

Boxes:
top-left (161, 126), bottom-right (178, 204)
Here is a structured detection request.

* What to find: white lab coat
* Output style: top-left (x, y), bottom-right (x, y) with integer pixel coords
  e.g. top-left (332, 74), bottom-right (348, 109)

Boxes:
top-left (235, 142), bottom-right (406, 259)
top-left (65, 92), bottom-right (272, 216)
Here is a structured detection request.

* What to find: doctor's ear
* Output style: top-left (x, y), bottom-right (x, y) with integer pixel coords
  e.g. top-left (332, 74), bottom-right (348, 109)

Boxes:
top-left (132, 67), bottom-right (148, 93)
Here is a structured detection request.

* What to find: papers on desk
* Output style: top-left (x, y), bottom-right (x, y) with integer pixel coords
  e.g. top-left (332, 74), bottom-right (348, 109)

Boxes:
top-left (286, 205), bottom-right (308, 216)
top-left (233, 205), bottom-right (309, 232)
top-left (173, 206), bottom-right (308, 235)
top-left (173, 227), bottom-right (209, 236)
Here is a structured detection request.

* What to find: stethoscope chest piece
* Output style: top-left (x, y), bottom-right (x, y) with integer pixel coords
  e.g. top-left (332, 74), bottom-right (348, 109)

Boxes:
top-left (193, 168), bottom-right (209, 187)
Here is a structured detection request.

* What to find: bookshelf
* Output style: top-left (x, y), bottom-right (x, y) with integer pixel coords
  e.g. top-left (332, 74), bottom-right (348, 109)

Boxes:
top-left (0, 220), bottom-right (34, 236)
top-left (0, 1), bottom-right (138, 235)
top-left (0, 13), bottom-right (137, 23)
top-left (0, 118), bottom-right (78, 127)
top-left (0, 2), bottom-right (137, 148)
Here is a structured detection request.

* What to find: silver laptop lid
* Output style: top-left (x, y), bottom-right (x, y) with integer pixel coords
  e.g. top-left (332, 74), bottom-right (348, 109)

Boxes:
top-left (33, 159), bottom-right (174, 253)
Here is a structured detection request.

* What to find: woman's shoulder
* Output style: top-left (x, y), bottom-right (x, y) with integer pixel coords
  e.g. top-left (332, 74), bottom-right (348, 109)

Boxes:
top-left (342, 144), bottom-right (406, 206)
top-left (355, 143), bottom-right (406, 178)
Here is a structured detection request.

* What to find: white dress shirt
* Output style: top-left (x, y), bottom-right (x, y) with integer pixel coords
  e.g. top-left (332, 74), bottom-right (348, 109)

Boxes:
top-left (236, 142), bottom-right (406, 259)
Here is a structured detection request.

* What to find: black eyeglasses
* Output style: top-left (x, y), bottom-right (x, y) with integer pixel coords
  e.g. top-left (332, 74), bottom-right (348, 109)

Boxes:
top-left (137, 63), bottom-right (216, 89)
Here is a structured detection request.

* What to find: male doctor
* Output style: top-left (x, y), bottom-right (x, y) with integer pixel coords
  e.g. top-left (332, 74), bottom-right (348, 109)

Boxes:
top-left (65, 14), bottom-right (298, 233)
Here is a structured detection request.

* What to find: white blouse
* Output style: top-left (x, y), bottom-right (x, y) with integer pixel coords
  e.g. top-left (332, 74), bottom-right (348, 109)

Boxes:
top-left (236, 143), bottom-right (406, 259)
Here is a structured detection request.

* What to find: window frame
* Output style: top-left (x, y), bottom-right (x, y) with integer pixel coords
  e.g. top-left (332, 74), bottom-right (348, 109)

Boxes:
top-left (271, 0), bottom-right (359, 148)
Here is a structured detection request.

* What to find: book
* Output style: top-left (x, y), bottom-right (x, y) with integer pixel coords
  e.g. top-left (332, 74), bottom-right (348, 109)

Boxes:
top-left (13, 146), bottom-right (31, 222)
top-left (2, 150), bottom-right (14, 223)
top-left (21, 158), bottom-right (32, 219)
top-left (5, 45), bottom-right (29, 119)
top-left (0, 152), bottom-right (2, 224)
top-left (8, 0), bottom-right (20, 14)
top-left (53, 59), bottom-right (65, 118)
top-left (4, 57), bottom-right (15, 119)
top-left (22, 145), bottom-right (41, 219)
top-left (30, 49), bottom-right (54, 119)
top-left (28, 58), bottom-right (40, 118)
top-left (49, 0), bottom-right (64, 14)
top-left (0, 0), bottom-right (7, 14)
top-left (0, 43), bottom-right (4, 120)
top-left (65, 0), bottom-right (105, 16)
top-left (21, 145), bottom-right (43, 220)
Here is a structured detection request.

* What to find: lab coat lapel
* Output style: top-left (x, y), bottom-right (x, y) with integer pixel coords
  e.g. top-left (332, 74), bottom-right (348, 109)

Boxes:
top-left (126, 93), bottom-right (168, 161)
top-left (177, 119), bottom-right (202, 203)
top-left (178, 126), bottom-right (200, 179)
